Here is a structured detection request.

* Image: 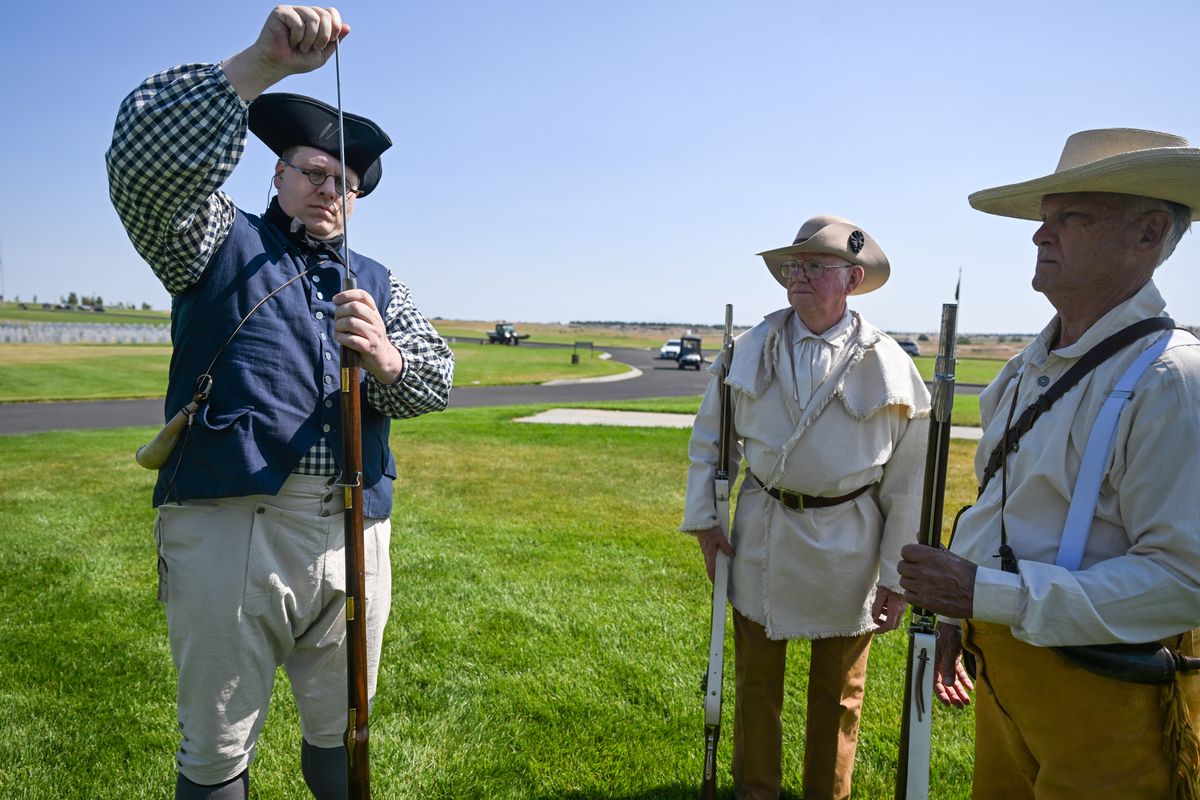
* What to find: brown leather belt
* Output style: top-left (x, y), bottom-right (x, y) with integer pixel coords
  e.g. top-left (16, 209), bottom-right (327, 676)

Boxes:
top-left (750, 472), bottom-right (874, 512)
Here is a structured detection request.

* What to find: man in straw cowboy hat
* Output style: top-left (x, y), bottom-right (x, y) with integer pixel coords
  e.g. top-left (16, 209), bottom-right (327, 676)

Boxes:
top-left (683, 216), bottom-right (930, 798)
top-left (106, 6), bottom-right (453, 798)
top-left (899, 128), bottom-right (1200, 799)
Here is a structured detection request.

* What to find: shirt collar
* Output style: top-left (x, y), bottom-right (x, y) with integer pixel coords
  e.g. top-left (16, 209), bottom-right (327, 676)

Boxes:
top-left (1024, 280), bottom-right (1167, 367)
top-left (791, 307), bottom-right (854, 347)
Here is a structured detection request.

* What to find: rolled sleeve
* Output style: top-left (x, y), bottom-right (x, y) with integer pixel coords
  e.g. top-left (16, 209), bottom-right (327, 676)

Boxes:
top-left (106, 63), bottom-right (245, 295)
top-left (365, 273), bottom-right (454, 419)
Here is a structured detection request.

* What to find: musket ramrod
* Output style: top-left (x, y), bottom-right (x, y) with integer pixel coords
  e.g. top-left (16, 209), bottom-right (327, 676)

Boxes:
top-left (895, 303), bottom-right (958, 800)
top-left (332, 39), bottom-right (372, 800)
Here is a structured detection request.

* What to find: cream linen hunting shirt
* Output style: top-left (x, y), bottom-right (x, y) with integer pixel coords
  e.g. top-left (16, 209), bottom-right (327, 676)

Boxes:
top-left (951, 281), bottom-right (1200, 646)
top-left (683, 308), bottom-right (930, 639)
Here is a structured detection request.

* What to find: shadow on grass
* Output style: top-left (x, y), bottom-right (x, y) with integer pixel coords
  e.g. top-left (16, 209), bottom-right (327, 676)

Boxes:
top-left (533, 786), bottom-right (803, 800)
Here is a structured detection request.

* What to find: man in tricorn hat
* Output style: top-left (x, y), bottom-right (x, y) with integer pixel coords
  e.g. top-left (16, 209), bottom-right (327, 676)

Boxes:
top-left (899, 129), bottom-right (1200, 799)
top-left (682, 216), bottom-right (930, 798)
top-left (106, 6), bottom-right (453, 798)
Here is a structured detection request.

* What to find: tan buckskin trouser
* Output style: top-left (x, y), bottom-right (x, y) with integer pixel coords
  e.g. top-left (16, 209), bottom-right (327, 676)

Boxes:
top-left (155, 474), bottom-right (393, 786)
top-left (964, 620), bottom-right (1200, 800)
top-left (732, 609), bottom-right (873, 800)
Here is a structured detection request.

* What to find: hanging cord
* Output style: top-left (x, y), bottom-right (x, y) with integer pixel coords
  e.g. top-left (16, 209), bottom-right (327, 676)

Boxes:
top-left (995, 370), bottom-right (1024, 573)
top-left (161, 261), bottom-right (319, 500)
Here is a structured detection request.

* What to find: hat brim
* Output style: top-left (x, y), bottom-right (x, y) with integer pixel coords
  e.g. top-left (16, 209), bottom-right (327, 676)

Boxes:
top-left (757, 229), bottom-right (890, 295)
top-left (969, 148), bottom-right (1200, 221)
top-left (249, 93), bottom-right (392, 197)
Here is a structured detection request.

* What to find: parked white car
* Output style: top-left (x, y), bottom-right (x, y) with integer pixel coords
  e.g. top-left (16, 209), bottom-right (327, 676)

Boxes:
top-left (659, 339), bottom-right (681, 359)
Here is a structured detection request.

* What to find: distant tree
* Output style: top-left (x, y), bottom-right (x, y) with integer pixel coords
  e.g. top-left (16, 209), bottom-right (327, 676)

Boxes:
top-left (141, 302), bottom-right (152, 310)
top-left (917, 333), bottom-right (930, 342)
top-left (957, 335), bottom-right (973, 345)
top-left (32, 294), bottom-right (37, 303)
top-left (67, 291), bottom-right (78, 305)
top-left (95, 295), bottom-right (104, 306)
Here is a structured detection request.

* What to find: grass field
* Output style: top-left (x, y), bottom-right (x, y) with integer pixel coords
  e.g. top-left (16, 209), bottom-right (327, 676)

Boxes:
top-left (0, 400), bottom-right (980, 799)
top-left (0, 302), bottom-right (171, 326)
top-left (0, 342), bottom-right (631, 403)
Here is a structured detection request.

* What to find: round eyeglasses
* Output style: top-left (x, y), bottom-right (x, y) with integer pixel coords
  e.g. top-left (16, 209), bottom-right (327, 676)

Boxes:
top-left (281, 159), bottom-right (360, 196)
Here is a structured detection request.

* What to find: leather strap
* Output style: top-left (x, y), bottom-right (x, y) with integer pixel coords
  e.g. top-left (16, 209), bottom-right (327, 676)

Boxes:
top-left (750, 472), bottom-right (874, 511)
top-left (978, 316), bottom-right (1176, 495)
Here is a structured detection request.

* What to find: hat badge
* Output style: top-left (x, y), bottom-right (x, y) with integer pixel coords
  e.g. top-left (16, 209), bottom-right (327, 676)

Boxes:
top-left (848, 230), bottom-right (864, 254)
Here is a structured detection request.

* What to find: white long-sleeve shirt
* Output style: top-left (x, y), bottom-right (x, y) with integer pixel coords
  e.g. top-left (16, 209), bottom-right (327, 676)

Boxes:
top-left (952, 281), bottom-right (1200, 646)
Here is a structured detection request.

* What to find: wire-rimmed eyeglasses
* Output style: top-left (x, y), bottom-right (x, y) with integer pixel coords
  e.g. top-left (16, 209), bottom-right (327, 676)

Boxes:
top-left (779, 260), bottom-right (852, 280)
top-left (281, 159), bottom-right (360, 196)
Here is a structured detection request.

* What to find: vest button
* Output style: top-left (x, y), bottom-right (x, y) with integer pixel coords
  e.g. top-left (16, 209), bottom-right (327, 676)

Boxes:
top-left (324, 375), bottom-right (334, 386)
top-left (323, 424), bottom-right (331, 433)
top-left (315, 311), bottom-right (324, 320)
top-left (1037, 375), bottom-right (1050, 387)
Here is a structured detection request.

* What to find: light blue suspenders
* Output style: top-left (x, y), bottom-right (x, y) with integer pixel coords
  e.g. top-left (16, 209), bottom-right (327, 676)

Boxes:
top-left (1055, 329), bottom-right (1200, 571)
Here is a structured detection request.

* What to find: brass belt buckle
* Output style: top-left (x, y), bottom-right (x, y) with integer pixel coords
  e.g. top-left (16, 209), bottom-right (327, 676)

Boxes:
top-left (782, 491), bottom-right (803, 511)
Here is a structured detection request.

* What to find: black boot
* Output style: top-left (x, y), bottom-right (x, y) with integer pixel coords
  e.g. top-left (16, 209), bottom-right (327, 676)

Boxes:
top-left (301, 740), bottom-right (348, 800)
top-left (175, 770), bottom-right (248, 800)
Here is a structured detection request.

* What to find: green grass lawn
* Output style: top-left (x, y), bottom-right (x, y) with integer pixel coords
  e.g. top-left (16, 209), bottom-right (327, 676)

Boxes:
top-left (0, 302), bottom-right (171, 325)
top-left (0, 402), bottom-right (978, 799)
top-left (911, 356), bottom-right (1006, 386)
top-left (0, 342), bottom-right (631, 402)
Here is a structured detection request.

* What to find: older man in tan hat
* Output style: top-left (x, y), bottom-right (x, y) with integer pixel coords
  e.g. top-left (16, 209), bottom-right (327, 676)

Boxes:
top-left (899, 129), bottom-right (1200, 800)
top-left (683, 216), bottom-right (930, 799)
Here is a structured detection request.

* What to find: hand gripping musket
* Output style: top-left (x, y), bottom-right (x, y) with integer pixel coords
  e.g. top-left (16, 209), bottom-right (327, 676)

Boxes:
top-left (331, 39), bottom-right (372, 800)
top-left (700, 304), bottom-right (735, 800)
top-left (895, 303), bottom-right (958, 800)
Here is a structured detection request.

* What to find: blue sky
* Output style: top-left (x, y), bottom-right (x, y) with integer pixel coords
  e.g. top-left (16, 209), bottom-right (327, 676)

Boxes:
top-left (2, 1), bottom-right (1198, 332)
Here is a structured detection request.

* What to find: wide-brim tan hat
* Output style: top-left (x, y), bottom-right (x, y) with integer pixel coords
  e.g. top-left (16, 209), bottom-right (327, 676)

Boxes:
top-left (757, 214), bottom-right (890, 294)
top-left (969, 128), bottom-right (1200, 221)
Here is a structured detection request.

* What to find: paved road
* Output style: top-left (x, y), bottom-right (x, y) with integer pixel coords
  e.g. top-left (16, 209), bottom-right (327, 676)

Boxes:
top-left (0, 346), bottom-right (711, 435)
top-left (0, 345), bottom-right (981, 435)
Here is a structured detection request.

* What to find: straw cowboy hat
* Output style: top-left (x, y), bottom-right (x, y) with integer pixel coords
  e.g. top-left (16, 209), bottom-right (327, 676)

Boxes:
top-left (758, 215), bottom-right (890, 294)
top-left (969, 128), bottom-right (1200, 221)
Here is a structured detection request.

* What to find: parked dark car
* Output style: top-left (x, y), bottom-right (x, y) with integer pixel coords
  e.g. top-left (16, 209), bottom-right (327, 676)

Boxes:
top-left (677, 336), bottom-right (704, 370)
top-left (897, 339), bottom-right (920, 357)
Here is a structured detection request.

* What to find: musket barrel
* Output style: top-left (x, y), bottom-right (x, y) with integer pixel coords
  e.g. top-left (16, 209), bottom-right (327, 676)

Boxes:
top-left (896, 302), bottom-right (959, 800)
top-left (701, 303), bottom-right (735, 799)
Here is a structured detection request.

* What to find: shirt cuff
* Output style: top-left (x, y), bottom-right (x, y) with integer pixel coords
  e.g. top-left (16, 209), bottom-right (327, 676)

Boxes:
top-left (971, 566), bottom-right (1023, 627)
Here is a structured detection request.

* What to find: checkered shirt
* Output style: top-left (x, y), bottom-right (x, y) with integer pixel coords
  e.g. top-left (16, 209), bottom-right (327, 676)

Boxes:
top-left (107, 63), bottom-right (454, 476)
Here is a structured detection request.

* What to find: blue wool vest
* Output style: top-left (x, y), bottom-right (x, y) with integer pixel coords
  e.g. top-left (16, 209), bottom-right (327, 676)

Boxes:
top-left (154, 209), bottom-right (396, 518)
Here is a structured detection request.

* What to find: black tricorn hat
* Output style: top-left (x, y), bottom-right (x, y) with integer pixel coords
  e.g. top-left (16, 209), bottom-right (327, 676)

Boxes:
top-left (249, 93), bottom-right (392, 197)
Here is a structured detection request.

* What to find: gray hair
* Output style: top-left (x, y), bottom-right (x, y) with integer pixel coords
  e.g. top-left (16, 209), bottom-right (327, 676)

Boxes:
top-left (1160, 200), bottom-right (1193, 264)
top-left (1127, 196), bottom-right (1192, 265)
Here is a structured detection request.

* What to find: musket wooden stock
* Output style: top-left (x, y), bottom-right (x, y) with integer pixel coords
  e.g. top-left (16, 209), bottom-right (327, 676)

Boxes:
top-left (895, 303), bottom-right (957, 800)
top-left (340, 332), bottom-right (371, 798)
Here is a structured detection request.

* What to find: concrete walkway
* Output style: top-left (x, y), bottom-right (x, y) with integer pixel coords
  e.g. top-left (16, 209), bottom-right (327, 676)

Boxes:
top-left (514, 407), bottom-right (984, 439)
